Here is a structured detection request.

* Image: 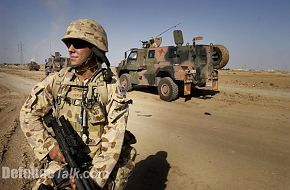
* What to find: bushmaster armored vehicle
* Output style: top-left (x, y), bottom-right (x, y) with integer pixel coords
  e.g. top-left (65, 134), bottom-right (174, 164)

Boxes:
top-left (116, 30), bottom-right (229, 101)
top-left (45, 52), bottom-right (70, 76)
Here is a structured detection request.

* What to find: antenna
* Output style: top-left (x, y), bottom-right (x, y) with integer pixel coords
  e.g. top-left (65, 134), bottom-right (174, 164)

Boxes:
top-left (156, 23), bottom-right (181, 37)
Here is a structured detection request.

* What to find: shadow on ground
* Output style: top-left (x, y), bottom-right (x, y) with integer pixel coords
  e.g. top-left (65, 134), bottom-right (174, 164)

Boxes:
top-left (125, 151), bottom-right (171, 190)
top-left (133, 86), bottom-right (159, 95)
top-left (184, 88), bottom-right (220, 101)
top-left (132, 86), bottom-right (219, 101)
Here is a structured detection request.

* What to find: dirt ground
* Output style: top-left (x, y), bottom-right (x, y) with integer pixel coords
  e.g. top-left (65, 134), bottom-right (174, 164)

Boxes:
top-left (0, 67), bottom-right (289, 190)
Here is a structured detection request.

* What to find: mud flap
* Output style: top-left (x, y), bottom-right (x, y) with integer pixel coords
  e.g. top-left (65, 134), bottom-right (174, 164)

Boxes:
top-left (184, 83), bottom-right (191, 96)
top-left (211, 70), bottom-right (219, 90)
top-left (212, 79), bottom-right (218, 90)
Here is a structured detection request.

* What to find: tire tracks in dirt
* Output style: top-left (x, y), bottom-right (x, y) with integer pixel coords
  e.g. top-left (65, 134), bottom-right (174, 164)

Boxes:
top-left (0, 72), bottom-right (37, 189)
top-left (0, 119), bottom-right (18, 162)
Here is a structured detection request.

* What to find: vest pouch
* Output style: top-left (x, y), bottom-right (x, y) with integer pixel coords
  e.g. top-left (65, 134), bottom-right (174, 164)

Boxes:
top-left (87, 103), bottom-right (106, 125)
top-left (86, 131), bottom-right (102, 158)
top-left (86, 103), bottom-right (105, 154)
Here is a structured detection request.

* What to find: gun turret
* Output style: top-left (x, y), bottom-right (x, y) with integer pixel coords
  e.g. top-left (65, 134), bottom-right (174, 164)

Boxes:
top-left (141, 37), bottom-right (162, 48)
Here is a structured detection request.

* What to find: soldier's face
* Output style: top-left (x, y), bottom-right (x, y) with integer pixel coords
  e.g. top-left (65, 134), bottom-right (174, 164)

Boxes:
top-left (65, 39), bottom-right (92, 66)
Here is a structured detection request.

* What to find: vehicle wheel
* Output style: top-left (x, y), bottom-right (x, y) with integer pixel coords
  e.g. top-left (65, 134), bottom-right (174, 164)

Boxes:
top-left (119, 74), bottom-right (133, 92)
top-left (212, 45), bottom-right (229, 69)
top-left (158, 77), bottom-right (179, 101)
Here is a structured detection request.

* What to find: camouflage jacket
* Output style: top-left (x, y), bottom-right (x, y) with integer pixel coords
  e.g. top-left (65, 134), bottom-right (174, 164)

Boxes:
top-left (20, 67), bottom-right (130, 188)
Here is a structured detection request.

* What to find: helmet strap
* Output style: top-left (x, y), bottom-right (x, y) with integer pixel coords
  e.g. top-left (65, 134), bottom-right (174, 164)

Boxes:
top-left (74, 52), bottom-right (98, 73)
top-left (91, 47), bottom-right (113, 83)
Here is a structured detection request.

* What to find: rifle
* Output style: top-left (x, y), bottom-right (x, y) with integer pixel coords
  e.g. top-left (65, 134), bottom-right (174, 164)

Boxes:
top-left (40, 114), bottom-right (97, 190)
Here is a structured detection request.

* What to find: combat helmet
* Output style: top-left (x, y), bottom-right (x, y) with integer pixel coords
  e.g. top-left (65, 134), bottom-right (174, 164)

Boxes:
top-left (62, 19), bottom-right (108, 52)
top-left (62, 19), bottom-right (112, 82)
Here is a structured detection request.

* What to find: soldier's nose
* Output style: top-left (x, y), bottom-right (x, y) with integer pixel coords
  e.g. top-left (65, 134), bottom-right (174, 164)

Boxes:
top-left (68, 44), bottom-right (76, 52)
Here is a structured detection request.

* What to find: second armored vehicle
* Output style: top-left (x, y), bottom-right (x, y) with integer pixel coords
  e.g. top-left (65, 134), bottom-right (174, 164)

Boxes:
top-left (45, 52), bottom-right (70, 76)
top-left (116, 29), bottom-right (229, 101)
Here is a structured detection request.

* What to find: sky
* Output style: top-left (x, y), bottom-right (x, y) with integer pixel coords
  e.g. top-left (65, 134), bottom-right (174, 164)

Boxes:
top-left (0, 0), bottom-right (290, 71)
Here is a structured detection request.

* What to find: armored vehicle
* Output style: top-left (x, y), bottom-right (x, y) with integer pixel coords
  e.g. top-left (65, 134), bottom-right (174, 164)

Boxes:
top-left (27, 61), bottom-right (40, 71)
top-left (45, 52), bottom-right (70, 76)
top-left (116, 29), bottom-right (229, 101)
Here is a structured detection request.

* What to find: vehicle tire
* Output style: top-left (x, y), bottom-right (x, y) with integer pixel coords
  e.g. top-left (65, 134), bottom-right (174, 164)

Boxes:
top-left (119, 74), bottom-right (133, 92)
top-left (212, 45), bottom-right (229, 69)
top-left (158, 77), bottom-right (179, 101)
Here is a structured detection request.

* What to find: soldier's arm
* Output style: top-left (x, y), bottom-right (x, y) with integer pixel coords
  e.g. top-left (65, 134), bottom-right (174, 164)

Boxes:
top-left (89, 82), bottom-right (130, 188)
top-left (19, 74), bottom-right (57, 161)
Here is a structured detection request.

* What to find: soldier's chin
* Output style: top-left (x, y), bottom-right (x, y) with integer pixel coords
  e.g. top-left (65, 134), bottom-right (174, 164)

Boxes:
top-left (70, 61), bottom-right (82, 68)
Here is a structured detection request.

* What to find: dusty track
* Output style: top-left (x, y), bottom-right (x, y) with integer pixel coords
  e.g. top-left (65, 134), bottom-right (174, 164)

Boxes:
top-left (0, 67), bottom-right (289, 190)
top-left (0, 70), bottom-right (36, 189)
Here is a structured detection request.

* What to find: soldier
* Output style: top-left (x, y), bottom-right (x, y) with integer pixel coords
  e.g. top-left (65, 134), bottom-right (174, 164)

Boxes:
top-left (20, 19), bottom-right (136, 190)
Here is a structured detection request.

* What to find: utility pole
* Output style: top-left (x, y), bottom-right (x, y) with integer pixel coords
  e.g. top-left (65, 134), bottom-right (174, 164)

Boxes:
top-left (18, 41), bottom-right (24, 64)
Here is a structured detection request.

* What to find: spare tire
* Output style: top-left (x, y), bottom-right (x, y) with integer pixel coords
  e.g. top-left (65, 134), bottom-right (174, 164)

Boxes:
top-left (212, 45), bottom-right (229, 69)
top-left (120, 73), bottom-right (133, 92)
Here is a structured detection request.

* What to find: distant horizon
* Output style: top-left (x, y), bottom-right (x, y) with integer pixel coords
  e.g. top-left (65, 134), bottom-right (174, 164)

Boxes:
top-left (1, 62), bottom-right (290, 73)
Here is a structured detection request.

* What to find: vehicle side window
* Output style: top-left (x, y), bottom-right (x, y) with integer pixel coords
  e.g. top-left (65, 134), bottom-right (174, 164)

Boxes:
top-left (128, 51), bottom-right (137, 60)
top-left (148, 50), bottom-right (155, 58)
top-left (168, 47), bottom-right (177, 58)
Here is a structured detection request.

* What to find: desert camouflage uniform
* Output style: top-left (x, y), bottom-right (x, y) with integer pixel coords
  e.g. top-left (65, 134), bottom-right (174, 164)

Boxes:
top-left (20, 67), bottom-right (136, 189)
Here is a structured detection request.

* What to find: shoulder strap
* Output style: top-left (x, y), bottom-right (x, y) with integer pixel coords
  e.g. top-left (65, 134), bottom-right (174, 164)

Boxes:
top-left (90, 69), bottom-right (109, 105)
top-left (52, 67), bottom-right (74, 117)
top-left (52, 67), bottom-right (73, 98)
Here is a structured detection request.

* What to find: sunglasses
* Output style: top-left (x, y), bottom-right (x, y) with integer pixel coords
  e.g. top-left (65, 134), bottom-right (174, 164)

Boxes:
top-left (65, 39), bottom-right (91, 49)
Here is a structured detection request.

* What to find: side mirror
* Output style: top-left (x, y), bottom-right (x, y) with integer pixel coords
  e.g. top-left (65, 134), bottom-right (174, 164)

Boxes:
top-left (125, 52), bottom-right (127, 59)
top-left (173, 30), bottom-right (184, 46)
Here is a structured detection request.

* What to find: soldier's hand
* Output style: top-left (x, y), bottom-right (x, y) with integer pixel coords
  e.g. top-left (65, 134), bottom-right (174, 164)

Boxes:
top-left (48, 143), bottom-right (66, 163)
top-left (69, 176), bottom-right (77, 190)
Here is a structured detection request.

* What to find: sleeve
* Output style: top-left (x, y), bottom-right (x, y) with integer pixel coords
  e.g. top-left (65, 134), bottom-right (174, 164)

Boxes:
top-left (89, 82), bottom-right (131, 187)
top-left (19, 74), bottom-right (57, 161)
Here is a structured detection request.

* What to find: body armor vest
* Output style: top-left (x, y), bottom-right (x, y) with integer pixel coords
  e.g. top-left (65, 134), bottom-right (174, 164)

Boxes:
top-left (51, 67), bottom-right (109, 158)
